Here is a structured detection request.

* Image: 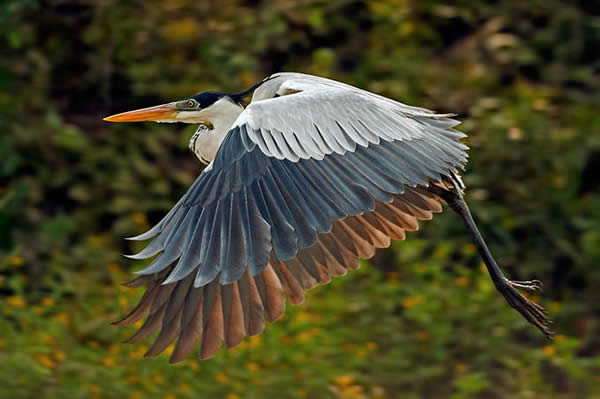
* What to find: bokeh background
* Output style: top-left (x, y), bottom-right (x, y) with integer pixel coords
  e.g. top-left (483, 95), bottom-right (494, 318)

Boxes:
top-left (1, 0), bottom-right (600, 398)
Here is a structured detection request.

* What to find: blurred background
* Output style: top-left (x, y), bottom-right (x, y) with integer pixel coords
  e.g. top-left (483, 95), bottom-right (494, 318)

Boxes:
top-left (1, 0), bottom-right (600, 398)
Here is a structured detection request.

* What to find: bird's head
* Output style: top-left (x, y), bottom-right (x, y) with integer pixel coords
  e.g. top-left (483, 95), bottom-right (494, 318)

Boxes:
top-left (103, 91), bottom-right (246, 127)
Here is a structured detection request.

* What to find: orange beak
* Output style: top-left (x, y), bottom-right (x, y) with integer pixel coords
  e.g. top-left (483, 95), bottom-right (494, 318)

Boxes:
top-left (103, 103), bottom-right (178, 122)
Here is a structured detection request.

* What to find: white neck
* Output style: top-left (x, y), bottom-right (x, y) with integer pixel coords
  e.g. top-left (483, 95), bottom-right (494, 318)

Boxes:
top-left (187, 98), bottom-right (244, 163)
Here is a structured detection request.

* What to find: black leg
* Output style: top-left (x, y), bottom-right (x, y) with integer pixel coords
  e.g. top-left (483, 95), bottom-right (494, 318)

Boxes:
top-left (430, 184), bottom-right (553, 338)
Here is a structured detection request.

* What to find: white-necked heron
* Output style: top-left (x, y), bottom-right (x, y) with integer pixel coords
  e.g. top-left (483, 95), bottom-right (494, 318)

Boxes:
top-left (104, 72), bottom-right (551, 362)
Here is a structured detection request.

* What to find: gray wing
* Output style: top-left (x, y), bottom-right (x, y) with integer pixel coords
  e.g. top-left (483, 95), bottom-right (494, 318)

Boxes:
top-left (238, 72), bottom-right (465, 162)
top-left (116, 73), bottom-right (468, 361)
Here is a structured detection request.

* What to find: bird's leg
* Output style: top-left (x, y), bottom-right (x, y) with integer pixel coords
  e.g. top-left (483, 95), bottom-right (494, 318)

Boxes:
top-left (430, 184), bottom-right (553, 338)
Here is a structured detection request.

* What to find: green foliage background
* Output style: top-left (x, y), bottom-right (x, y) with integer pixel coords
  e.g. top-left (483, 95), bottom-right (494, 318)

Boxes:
top-left (1, 0), bottom-right (600, 398)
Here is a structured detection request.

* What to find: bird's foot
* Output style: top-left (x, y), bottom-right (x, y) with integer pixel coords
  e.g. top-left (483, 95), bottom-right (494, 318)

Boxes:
top-left (508, 279), bottom-right (543, 292)
top-left (500, 278), bottom-right (553, 339)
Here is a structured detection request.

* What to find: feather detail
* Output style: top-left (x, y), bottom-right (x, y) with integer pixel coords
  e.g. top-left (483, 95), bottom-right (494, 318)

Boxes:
top-left (118, 183), bottom-right (447, 361)
top-left (200, 282), bottom-right (224, 359)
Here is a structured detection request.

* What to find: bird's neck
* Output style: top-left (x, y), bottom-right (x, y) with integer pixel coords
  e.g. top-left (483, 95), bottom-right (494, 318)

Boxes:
top-left (190, 100), bottom-right (244, 164)
top-left (210, 99), bottom-right (245, 135)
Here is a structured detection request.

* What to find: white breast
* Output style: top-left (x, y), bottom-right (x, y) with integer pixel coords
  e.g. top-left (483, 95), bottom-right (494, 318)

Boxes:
top-left (188, 98), bottom-right (245, 164)
top-left (189, 125), bottom-right (214, 164)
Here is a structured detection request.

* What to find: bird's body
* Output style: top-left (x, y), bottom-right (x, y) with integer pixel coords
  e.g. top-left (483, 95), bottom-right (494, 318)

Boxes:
top-left (104, 72), bottom-right (550, 362)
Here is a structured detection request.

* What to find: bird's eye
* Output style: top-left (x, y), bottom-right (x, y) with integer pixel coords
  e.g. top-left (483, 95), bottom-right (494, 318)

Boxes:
top-left (187, 100), bottom-right (196, 108)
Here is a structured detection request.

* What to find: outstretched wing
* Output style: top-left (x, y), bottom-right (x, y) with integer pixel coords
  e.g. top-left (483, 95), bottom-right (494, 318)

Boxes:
top-left (116, 73), bottom-right (468, 361)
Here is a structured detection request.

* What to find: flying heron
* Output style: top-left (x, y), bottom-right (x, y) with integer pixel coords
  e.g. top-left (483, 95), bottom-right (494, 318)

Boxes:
top-left (104, 72), bottom-right (551, 362)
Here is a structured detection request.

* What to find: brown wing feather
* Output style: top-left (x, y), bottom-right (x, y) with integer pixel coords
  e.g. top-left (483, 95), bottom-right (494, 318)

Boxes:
top-left (243, 271), bottom-right (266, 335)
top-left (170, 286), bottom-right (204, 363)
top-left (117, 185), bottom-right (444, 361)
top-left (123, 303), bottom-right (166, 344)
top-left (145, 307), bottom-right (183, 357)
top-left (223, 282), bottom-right (246, 349)
top-left (200, 282), bottom-right (224, 359)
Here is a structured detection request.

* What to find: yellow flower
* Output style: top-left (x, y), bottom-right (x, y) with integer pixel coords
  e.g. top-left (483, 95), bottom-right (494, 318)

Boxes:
top-left (454, 276), bottom-right (468, 287)
top-left (225, 394), bottom-right (241, 399)
top-left (33, 306), bottom-right (43, 315)
top-left (180, 384), bottom-right (191, 393)
top-left (108, 345), bottom-right (120, 355)
top-left (296, 311), bottom-right (314, 322)
top-left (189, 361), bottom-right (200, 371)
top-left (333, 374), bottom-right (355, 386)
top-left (542, 345), bottom-right (556, 357)
top-left (131, 346), bottom-right (145, 358)
top-left (454, 363), bottom-right (469, 373)
top-left (131, 213), bottom-right (148, 225)
top-left (103, 357), bottom-right (116, 367)
top-left (88, 385), bottom-right (102, 394)
top-left (41, 297), bottom-right (55, 307)
top-left (128, 391), bottom-right (143, 399)
top-left (153, 374), bottom-right (165, 384)
top-left (246, 362), bottom-right (260, 372)
top-left (215, 373), bottom-right (229, 383)
top-left (35, 354), bottom-right (55, 369)
top-left (41, 334), bottom-right (56, 346)
top-left (402, 295), bottom-right (424, 309)
top-left (555, 334), bottom-right (567, 343)
top-left (7, 296), bottom-right (26, 308)
top-left (8, 255), bottom-right (24, 266)
top-left (234, 340), bottom-right (247, 351)
top-left (55, 312), bottom-right (70, 325)
top-left (297, 330), bottom-right (312, 342)
top-left (53, 351), bottom-right (67, 362)
top-left (118, 296), bottom-right (129, 309)
top-left (366, 342), bottom-right (377, 351)
top-left (248, 335), bottom-right (261, 348)
top-left (162, 18), bottom-right (200, 41)
top-left (339, 384), bottom-right (364, 398)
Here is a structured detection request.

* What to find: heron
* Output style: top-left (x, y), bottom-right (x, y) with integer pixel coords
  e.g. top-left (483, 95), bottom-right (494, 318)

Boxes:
top-left (104, 72), bottom-right (551, 362)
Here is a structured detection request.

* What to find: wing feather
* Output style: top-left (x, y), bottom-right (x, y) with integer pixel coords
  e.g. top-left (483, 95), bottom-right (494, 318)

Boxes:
top-left (118, 73), bottom-right (468, 361)
top-left (119, 187), bottom-right (444, 360)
